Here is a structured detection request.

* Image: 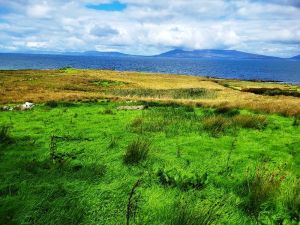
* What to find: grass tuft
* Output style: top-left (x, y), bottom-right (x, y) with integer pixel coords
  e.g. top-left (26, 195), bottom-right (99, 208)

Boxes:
top-left (202, 115), bottom-right (230, 136)
top-left (240, 165), bottom-right (286, 217)
top-left (0, 125), bottom-right (13, 145)
top-left (107, 135), bottom-right (118, 149)
top-left (123, 138), bottom-right (151, 164)
top-left (231, 114), bottom-right (267, 129)
top-left (170, 198), bottom-right (224, 225)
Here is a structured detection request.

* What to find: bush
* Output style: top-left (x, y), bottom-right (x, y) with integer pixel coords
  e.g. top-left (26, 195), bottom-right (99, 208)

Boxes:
top-left (232, 114), bottom-right (267, 129)
top-left (123, 138), bottom-right (151, 164)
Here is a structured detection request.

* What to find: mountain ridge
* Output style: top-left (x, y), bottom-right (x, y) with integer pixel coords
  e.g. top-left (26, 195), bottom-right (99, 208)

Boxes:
top-left (1, 49), bottom-right (299, 59)
top-left (155, 49), bottom-right (280, 59)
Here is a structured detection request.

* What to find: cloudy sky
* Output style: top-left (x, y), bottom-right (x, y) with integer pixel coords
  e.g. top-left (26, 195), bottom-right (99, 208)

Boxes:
top-left (0, 0), bottom-right (299, 57)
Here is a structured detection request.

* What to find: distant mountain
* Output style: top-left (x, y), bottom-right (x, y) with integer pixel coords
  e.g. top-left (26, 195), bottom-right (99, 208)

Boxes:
top-left (64, 51), bottom-right (130, 57)
top-left (291, 55), bottom-right (300, 60)
top-left (156, 49), bottom-right (279, 59)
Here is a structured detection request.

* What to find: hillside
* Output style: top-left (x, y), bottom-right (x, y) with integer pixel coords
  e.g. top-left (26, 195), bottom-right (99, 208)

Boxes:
top-left (157, 49), bottom-right (278, 59)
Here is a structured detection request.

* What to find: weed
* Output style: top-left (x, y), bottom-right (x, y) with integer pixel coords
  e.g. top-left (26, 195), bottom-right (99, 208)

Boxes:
top-left (225, 137), bottom-right (237, 173)
top-left (157, 168), bottom-right (207, 191)
top-left (126, 178), bottom-right (142, 225)
top-left (123, 138), bottom-right (151, 164)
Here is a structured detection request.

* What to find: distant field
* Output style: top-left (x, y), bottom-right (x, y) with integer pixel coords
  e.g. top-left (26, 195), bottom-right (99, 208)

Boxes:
top-left (0, 68), bottom-right (299, 116)
top-left (0, 69), bottom-right (300, 224)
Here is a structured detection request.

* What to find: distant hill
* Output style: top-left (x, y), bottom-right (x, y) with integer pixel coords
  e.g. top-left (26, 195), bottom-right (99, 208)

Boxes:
top-left (156, 49), bottom-right (279, 59)
top-left (64, 51), bottom-right (130, 57)
top-left (291, 55), bottom-right (300, 60)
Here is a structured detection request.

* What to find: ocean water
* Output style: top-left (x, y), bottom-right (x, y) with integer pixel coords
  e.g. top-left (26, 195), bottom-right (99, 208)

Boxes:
top-left (0, 53), bottom-right (299, 84)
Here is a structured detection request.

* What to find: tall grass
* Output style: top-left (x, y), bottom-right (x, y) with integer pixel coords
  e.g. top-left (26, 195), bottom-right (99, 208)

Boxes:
top-left (0, 125), bottom-right (13, 144)
top-left (241, 165), bottom-right (286, 217)
top-left (124, 138), bottom-right (151, 164)
top-left (202, 115), bottom-right (230, 136)
top-left (170, 198), bottom-right (224, 225)
top-left (202, 113), bottom-right (268, 136)
top-left (231, 114), bottom-right (267, 129)
top-left (129, 106), bottom-right (199, 135)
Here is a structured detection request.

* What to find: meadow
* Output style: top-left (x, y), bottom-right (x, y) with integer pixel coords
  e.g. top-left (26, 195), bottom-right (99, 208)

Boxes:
top-left (0, 69), bottom-right (300, 224)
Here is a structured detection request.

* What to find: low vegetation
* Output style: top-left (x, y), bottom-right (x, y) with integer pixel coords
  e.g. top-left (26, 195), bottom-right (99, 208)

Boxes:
top-left (0, 69), bottom-right (299, 224)
top-left (123, 138), bottom-right (151, 164)
top-left (0, 69), bottom-right (299, 116)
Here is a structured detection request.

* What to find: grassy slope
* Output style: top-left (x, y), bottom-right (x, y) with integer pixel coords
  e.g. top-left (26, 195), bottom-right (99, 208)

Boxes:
top-left (0, 102), bottom-right (299, 224)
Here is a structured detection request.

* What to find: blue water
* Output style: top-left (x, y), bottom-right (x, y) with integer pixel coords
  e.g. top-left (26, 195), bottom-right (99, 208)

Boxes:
top-left (0, 53), bottom-right (299, 84)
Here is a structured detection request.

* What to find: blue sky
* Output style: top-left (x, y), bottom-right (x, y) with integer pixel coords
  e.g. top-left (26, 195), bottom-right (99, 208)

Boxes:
top-left (0, 0), bottom-right (299, 57)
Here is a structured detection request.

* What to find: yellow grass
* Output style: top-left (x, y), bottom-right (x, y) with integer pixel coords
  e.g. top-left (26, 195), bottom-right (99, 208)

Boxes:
top-left (0, 69), bottom-right (299, 116)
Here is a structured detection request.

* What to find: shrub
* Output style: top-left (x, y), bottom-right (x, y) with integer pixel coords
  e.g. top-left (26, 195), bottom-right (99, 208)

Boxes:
top-left (232, 114), bottom-right (267, 129)
top-left (123, 138), bottom-right (151, 164)
top-left (202, 115), bottom-right (230, 136)
top-left (0, 125), bottom-right (13, 144)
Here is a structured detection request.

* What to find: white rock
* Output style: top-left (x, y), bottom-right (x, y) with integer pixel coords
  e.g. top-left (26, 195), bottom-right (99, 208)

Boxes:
top-left (20, 102), bottom-right (34, 110)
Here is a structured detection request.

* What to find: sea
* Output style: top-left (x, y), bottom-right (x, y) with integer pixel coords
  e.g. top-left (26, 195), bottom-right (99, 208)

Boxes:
top-left (0, 53), bottom-right (299, 84)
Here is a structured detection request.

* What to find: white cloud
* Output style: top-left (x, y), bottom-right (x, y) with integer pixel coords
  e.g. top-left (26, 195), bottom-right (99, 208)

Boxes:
top-left (26, 2), bottom-right (51, 18)
top-left (0, 0), bottom-right (299, 57)
top-left (26, 41), bottom-right (47, 48)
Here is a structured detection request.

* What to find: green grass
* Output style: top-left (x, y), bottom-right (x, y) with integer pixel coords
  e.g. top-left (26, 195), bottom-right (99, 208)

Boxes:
top-left (0, 102), bottom-right (299, 224)
top-left (109, 88), bottom-right (216, 99)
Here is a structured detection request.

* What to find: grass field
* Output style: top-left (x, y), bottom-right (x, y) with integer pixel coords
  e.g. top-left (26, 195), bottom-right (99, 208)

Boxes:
top-left (1, 68), bottom-right (300, 116)
top-left (0, 69), bottom-right (300, 224)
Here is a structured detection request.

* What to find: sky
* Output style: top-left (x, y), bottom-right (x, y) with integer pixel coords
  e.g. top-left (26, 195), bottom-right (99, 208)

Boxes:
top-left (0, 0), bottom-right (299, 57)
